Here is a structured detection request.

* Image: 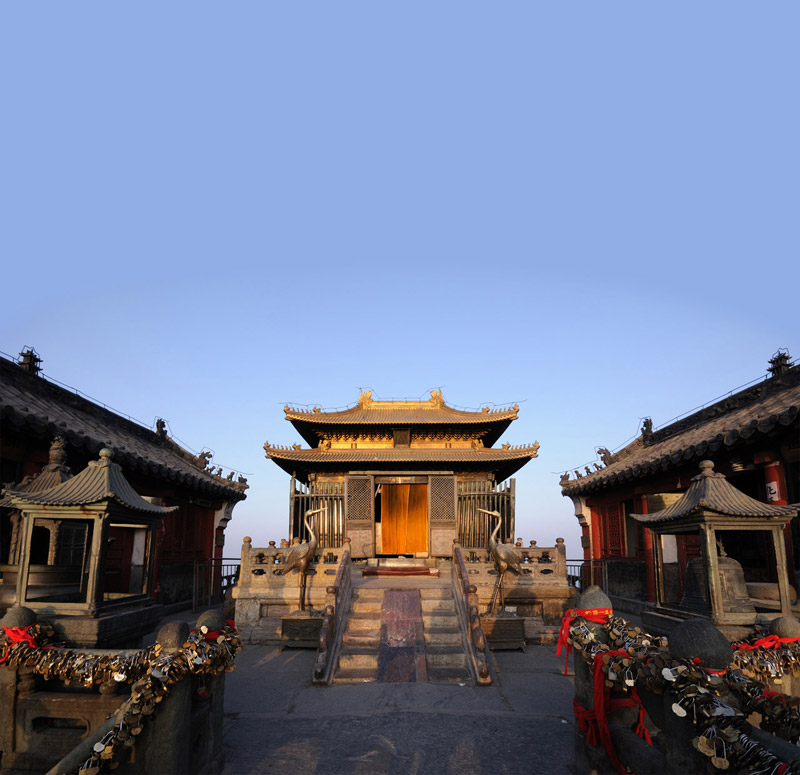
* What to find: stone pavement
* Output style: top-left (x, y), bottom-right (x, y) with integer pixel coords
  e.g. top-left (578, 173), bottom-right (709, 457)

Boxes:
top-left (221, 644), bottom-right (577, 775)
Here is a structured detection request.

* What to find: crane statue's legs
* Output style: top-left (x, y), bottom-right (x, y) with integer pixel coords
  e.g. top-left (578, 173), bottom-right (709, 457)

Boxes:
top-left (489, 573), bottom-right (501, 614)
top-left (299, 571), bottom-right (307, 611)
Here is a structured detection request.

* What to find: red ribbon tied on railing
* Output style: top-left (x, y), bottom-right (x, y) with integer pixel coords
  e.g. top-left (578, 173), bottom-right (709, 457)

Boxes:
top-left (586, 649), bottom-right (652, 775)
top-left (0, 624), bottom-right (54, 664)
top-left (556, 608), bottom-right (612, 675)
top-left (732, 634), bottom-right (800, 651)
top-left (200, 620), bottom-right (237, 643)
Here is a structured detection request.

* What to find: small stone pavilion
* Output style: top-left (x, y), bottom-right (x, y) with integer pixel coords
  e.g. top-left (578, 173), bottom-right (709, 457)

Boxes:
top-left (633, 459), bottom-right (799, 639)
top-left (2, 448), bottom-right (176, 646)
top-left (264, 390), bottom-right (541, 557)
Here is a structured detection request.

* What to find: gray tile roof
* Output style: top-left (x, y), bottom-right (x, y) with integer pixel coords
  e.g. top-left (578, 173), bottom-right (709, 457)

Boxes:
top-left (0, 356), bottom-right (246, 502)
top-left (4, 448), bottom-right (178, 515)
top-left (631, 460), bottom-right (799, 523)
top-left (561, 366), bottom-right (800, 497)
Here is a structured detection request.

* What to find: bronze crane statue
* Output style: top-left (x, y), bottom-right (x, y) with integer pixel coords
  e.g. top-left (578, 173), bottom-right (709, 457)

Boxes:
top-left (280, 506), bottom-right (326, 610)
top-left (478, 508), bottom-right (521, 614)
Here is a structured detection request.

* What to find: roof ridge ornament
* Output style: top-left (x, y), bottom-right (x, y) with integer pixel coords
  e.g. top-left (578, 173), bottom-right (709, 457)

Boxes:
top-left (693, 459), bottom-right (725, 481)
top-left (17, 347), bottom-right (42, 376)
top-left (768, 349), bottom-right (793, 377)
top-left (429, 389), bottom-right (445, 407)
top-left (45, 436), bottom-right (69, 470)
top-left (358, 390), bottom-right (374, 407)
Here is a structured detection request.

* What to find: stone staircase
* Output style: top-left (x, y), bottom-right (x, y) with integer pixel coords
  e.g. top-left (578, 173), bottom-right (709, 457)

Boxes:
top-left (336, 588), bottom-right (383, 682)
top-left (421, 588), bottom-right (469, 682)
top-left (334, 582), bottom-right (471, 684)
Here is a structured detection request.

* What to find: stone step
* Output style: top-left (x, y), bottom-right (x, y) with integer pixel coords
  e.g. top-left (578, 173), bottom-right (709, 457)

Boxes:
top-left (342, 631), bottom-right (380, 648)
top-left (426, 666), bottom-right (472, 683)
top-left (421, 598), bottom-right (456, 613)
top-left (353, 588), bottom-right (386, 600)
top-left (346, 612), bottom-right (382, 629)
top-left (332, 668), bottom-right (377, 683)
top-left (424, 627), bottom-right (462, 645)
top-left (338, 649), bottom-right (379, 670)
top-left (351, 600), bottom-right (383, 613)
top-left (423, 613), bottom-right (459, 628)
top-left (419, 587), bottom-right (453, 599)
top-left (425, 648), bottom-right (467, 669)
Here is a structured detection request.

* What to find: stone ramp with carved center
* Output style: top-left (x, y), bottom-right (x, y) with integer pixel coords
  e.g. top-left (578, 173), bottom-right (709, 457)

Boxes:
top-left (334, 582), bottom-right (471, 683)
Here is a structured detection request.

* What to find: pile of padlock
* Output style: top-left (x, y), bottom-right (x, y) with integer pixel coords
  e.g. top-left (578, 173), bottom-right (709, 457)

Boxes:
top-left (566, 614), bottom-right (800, 774)
top-left (0, 621), bottom-right (241, 774)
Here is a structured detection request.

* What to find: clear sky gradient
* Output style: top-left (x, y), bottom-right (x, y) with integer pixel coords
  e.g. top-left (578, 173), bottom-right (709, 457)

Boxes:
top-left (2, 3), bottom-right (797, 557)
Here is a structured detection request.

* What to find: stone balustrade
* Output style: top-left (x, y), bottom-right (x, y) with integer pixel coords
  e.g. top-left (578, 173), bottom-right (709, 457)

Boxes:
top-left (0, 606), bottom-right (235, 775)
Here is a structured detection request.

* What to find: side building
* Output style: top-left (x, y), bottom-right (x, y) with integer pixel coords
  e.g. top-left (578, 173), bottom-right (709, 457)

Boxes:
top-left (560, 351), bottom-right (800, 614)
top-left (264, 390), bottom-right (540, 557)
top-left (0, 349), bottom-right (247, 611)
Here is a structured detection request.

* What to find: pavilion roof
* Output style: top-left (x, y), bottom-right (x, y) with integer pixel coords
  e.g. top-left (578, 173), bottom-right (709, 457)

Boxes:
top-left (0, 436), bottom-right (73, 509)
top-left (4, 448), bottom-right (179, 515)
top-left (0, 354), bottom-right (247, 502)
top-left (631, 460), bottom-right (799, 524)
top-left (264, 441), bottom-right (540, 482)
top-left (561, 358), bottom-right (800, 497)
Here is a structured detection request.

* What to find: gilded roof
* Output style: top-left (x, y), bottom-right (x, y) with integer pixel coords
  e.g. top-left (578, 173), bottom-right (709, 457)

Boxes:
top-left (631, 460), bottom-right (799, 523)
top-left (4, 449), bottom-right (178, 515)
top-left (264, 441), bottom-right (540, 481)
top-left (0, 355), bottom-right (247, 502)
top-left (284, 390), bottom-right (519, 425)
top-left (561, 365), bottom-right (800, 497)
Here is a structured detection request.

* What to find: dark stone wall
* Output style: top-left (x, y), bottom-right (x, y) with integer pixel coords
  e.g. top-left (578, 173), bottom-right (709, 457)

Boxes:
top-left (607, 560), bottom-right (647, 615)
top-left (158, 562), bottom-right (194, 606)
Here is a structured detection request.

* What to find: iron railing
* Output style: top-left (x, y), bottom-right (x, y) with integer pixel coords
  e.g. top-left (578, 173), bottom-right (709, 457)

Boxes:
top-left (566, 558), bottom-right (609, 595)
top-left (192, 557), bottom-right (241, 613)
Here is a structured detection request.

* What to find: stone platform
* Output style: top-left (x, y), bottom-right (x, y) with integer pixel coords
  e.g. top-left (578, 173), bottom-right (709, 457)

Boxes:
top-left (221, 642), bottom-right (576, 775)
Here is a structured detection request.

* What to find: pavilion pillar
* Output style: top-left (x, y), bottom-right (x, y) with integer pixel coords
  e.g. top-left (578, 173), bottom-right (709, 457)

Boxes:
top-left (701, 524), bottom-right (723, 623)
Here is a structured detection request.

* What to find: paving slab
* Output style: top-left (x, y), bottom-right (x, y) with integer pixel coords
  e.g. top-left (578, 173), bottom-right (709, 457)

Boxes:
top-left (222, 643), bottom-right (576, 775)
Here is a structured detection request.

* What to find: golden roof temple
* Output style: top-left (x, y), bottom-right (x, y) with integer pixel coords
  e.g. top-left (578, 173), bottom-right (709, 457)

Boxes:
top-left (265, 390), bottom-right (539, 558)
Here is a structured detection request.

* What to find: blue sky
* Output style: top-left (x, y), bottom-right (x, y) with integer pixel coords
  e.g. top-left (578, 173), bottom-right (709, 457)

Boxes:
top-left (2, 3), bottom-right (798, 556)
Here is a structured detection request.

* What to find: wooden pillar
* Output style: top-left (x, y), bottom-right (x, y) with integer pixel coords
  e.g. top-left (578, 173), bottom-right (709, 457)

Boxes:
top-left (639, 494), bottom-right (656, 602)
top-left (652, 530), bottom-right (665, 605)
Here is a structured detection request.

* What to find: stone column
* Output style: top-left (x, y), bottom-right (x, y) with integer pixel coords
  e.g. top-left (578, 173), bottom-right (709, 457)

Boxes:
top-left (138, 621), bottom-right (192, 774)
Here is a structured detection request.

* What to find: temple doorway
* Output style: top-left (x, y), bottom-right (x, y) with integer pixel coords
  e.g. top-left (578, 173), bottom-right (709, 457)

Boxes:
top-left (381, 483), bottom-right (428, 554)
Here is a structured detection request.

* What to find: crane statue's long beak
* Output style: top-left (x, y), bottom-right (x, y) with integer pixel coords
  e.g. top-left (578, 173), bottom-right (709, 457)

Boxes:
top-left (477, 508), bottom-right (501, 517)
top-left (305, 507), bottom-right (328, 516)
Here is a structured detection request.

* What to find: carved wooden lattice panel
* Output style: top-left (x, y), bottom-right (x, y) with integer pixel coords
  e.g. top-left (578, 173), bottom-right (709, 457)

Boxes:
top-left (346, 476), bottom-right (374, 522)
top-left (429, 475), bottom-right (456, 523)
top-left (599, 504), bottom-right (625, 557)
